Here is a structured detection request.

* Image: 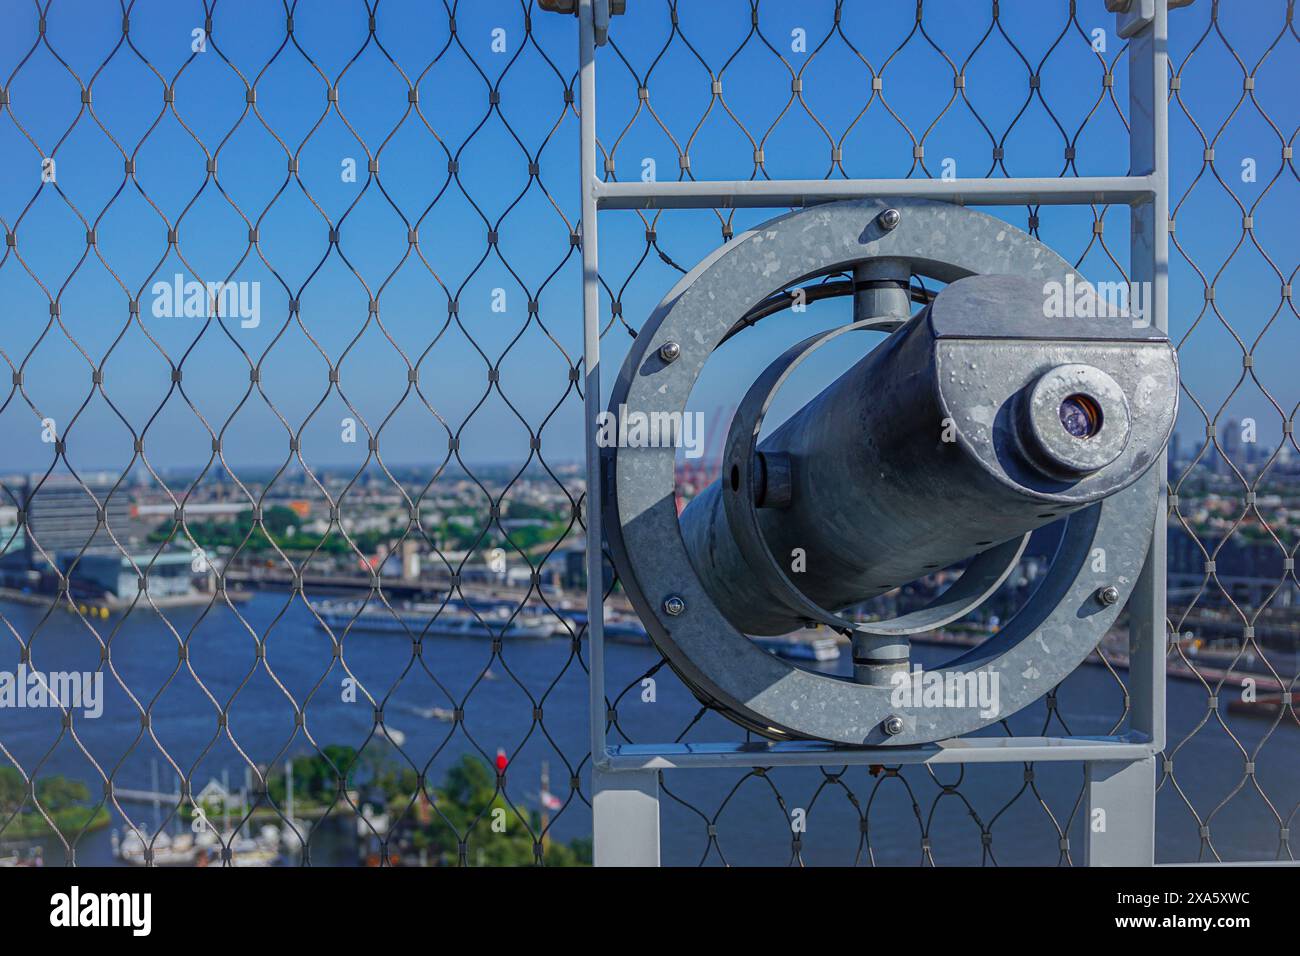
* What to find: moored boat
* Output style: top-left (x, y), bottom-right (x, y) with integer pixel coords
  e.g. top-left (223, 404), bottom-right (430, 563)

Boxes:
top-left (311, 599), bottom-right (554, 640)
top-left (752, 634), bottom-right (842, 662)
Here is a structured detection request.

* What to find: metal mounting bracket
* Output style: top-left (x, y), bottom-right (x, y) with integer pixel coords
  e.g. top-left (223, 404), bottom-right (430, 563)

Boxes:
top-left (603, 197), bottom-right (1176, 746)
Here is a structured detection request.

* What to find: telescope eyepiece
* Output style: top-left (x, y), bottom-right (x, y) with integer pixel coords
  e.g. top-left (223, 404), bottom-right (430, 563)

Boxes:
top-left (1018, 364), bottom-right (1131, 478)
top-left (1059, 393), bottom-right (1102, 439)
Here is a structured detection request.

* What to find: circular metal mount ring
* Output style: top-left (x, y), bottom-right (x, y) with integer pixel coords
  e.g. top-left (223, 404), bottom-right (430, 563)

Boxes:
top-left (603, 197), bottom-right (1167, 745)
top-left (720, 316), bottom-right (1031, 637)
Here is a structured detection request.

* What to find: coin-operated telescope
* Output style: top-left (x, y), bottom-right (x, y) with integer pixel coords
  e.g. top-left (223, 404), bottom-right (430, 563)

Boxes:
top-left (602, 198), bottom-right (1176, 746)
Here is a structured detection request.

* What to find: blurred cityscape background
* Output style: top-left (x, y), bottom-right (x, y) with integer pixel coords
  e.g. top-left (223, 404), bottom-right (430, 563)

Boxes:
top-left (0, 435), bottom-right (1295, 866)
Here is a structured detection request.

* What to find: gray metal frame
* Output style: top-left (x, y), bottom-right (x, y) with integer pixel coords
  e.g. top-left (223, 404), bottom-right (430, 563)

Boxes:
top-left (575, 0), bottom-right (1170, 866)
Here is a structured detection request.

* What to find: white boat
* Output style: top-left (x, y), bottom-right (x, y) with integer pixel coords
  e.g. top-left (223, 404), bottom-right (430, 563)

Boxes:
top-left (601, 613), bottom-right (650, 644)
top-left (752, 635), bottom-right (842, 662)
top-left (113, 829), bottom-right (203, 866)
top-left (312, 599), bottom-right (554, 640)
top-left (556, 610), bottom-right (650, 644)
top-left (395, 702), bottom-right (456, 721)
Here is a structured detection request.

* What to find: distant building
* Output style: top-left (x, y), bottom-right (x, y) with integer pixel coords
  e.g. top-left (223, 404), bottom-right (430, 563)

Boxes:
top-left (562, 547), bottom-right (613, 593)
top-left (1219, 418), bottom-right (1240, 475)
top-left (17, 475), bottom-right (132, 568)
top-left (1168, 528), bottom-right (1296, 616)
top-left (0, 522), bottom-right (33, 590)
top-left (60, 550), bottom-right (198, 600)
top-left (1167, 431), bottom-right (1182, 478)
top-left (400, 539), bottom-right (421, 581)
top-left (0, 475), bottom-right (204, 602)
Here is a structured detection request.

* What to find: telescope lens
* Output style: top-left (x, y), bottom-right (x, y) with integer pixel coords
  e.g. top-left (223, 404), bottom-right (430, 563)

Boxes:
top-left (1059, 394), bottom-right (1101, 439)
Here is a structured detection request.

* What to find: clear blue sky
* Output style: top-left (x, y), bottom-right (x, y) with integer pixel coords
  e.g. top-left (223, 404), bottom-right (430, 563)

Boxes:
top-left (0, 0), bottom-right (1294, 476)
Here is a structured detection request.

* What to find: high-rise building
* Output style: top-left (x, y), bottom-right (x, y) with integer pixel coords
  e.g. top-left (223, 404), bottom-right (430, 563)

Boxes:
top-left (19, 474), bottom-right (132, 568)
top-left (1220, 418), bottom-right (1241, 475)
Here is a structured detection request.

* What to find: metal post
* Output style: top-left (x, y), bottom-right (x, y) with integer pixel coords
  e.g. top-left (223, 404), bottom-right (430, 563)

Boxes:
top-left (592, 768), bottom-right (661, 866)
top-left (580, 0), bottom-right (661, 866)
top-left (1080, 0), bottom-right (1170, 868)
top-left (579, 0), bottom-right (606, 772)
top-left (1126, 0), bottom-right (1170, 755)
top-left (1084, 758), bottom-right (1157, 866)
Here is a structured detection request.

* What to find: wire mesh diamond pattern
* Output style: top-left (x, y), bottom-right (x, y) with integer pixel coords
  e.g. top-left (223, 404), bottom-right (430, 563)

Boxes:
top-left (0, 0), bottom-right (1293, 867)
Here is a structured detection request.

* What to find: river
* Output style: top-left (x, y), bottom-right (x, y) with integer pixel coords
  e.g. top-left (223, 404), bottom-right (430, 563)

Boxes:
top-left (0, 593), bottom-right (1293, 865)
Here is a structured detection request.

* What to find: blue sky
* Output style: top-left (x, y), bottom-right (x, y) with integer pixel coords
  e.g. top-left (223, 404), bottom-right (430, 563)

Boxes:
top-left (0, 0), bottom-right (1294, 477)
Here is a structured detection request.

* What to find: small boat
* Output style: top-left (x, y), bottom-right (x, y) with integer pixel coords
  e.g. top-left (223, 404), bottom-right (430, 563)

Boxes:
top-left (557, 610), bottom-right (651, 645)
top-left (752, 635), bottom-right (842, 662)
top-left (113, 829), bottom-right (203, 866)
top-left (1225, 695), bottom-right (1294, 719)
top-left (395, 703), bottom-right (456, 721)
top-left (0, 844), bottom-right (43, 867)
top-left (312, 599), bottom-right (554, 640)
top-left (604, 618), bottom-right (651, 644)
top-left (192, 825), bottom-right (286, 867)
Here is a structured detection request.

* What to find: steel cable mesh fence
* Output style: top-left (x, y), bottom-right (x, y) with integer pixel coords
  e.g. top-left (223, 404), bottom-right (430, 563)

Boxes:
top-left (0, 0), bottom-right (594, 867)
top-left (1160, 0), bottom-right (1299, 863)
top-left (0, 0), bottom-right (1292, 868)
top-left (592, 0), bottom-right (1296, 865)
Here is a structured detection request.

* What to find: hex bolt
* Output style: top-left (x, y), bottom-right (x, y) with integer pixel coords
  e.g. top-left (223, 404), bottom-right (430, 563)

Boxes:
top-left (1097, 585), bottom-right (1120, 607)
top-left (878, 208), bottom-right (901, 231)
top-left (658, 341), bottom-right (681, 364)
top-left (662, 594), bottom-right (686, 617)
top-left (882, 715), bottom-right (905, 736)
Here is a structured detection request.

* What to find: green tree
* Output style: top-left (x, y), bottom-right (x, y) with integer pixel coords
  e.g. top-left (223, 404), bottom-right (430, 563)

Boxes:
top-left (421, 756), bottom-right (590, 867)
top-left (261, 505), bottom-right (300, 537)
top-left (0, 766), bottom-right (26, 814)
top-left (0, 768), bottom-right (108, 839)
top-left (35, 775), bottom-right (89, 812)
top-left (267, 745), bottom-right (359, 807)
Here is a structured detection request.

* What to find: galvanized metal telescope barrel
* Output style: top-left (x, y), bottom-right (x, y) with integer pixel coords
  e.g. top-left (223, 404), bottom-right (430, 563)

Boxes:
top-left (679, 274), bottom-right (1177, 641)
